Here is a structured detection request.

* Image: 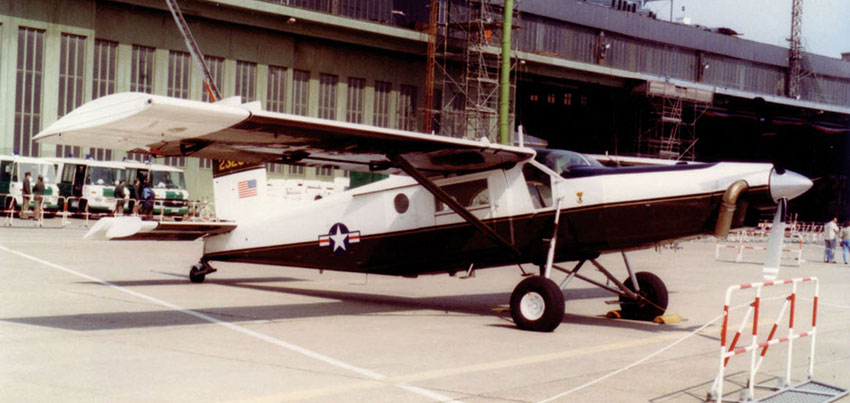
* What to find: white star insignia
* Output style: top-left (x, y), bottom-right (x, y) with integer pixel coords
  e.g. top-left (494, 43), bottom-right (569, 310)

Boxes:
top-left (329, 226), bottom-right (349, 252)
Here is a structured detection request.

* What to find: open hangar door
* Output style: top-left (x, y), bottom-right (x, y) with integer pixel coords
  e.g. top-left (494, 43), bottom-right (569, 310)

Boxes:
top-left (514, 75), bottom-right (634, 154)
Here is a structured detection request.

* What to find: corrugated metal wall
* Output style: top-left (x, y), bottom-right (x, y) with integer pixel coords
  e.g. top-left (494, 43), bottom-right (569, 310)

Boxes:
top-left (260, 0), bottom-right (850, 107)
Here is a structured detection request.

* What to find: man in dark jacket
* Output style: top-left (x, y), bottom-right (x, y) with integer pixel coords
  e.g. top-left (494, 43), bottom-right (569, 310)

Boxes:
top-left (141, 182), bottom-right (155, 220)
top-left (131, 178), bottom-right (142, 215)
top-left (21, 172), bottom-right (32, 219)
top-left (113, 179), bottom-right (127, 216)
top-left (33, 175), bottom-right (45, 226)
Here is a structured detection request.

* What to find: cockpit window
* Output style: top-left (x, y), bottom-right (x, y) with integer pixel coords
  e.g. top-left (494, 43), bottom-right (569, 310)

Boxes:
top-left (523, 163), bottom-right (553, 209)
top-left (534, 149), bottom-right (603, 175)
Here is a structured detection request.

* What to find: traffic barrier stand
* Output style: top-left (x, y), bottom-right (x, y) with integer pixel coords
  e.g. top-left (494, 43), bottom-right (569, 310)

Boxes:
top-left (3, 195), bottom-right (16, 226)
top-left (707, 277), bottom-right (848, 402)
top-left (59, 196), bottom-right (91, 228)
top-left (716, 232), bottom-right (803, 267)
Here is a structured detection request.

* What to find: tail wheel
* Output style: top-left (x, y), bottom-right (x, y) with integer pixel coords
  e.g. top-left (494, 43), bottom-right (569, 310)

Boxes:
top-left (189, 263), bottom-right (206, 283)
top-left (510, 276), bottom-right (565, 332)
top-left (619, 272), bottom-right (668, 321)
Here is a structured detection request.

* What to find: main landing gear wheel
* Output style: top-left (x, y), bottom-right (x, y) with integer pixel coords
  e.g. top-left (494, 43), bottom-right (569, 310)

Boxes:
top-left (510, 276), bottom-right (565, 332)
top-left (189, 261), bottom-right (217, 283)
top-left (618, 271), bottom-right (668, 321)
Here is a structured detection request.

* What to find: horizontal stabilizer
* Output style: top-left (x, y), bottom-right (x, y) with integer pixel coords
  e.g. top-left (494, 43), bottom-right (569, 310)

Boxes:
top-left (84, 217), bottom-right (237, 241)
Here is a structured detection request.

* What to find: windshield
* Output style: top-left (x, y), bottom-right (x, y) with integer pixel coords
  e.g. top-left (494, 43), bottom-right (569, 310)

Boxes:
top-left (18, 163), bottom-right (57, 184)
top-left (151, 171), bottom-right (185, 189)
top-left (87, 167), bottom-right (124, 186)
top-left (534, 149), bottom-right (603, 174)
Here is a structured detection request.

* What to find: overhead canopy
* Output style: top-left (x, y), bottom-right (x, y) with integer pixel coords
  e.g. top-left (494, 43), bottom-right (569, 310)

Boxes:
top-left (35, 93), bottom-right (534, 176)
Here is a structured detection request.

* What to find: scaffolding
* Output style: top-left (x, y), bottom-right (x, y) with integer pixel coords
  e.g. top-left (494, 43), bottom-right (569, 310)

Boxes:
top-left (635, 81), bottom-right (712, 161)
top-left (425, 0), bottom-right (518, 141)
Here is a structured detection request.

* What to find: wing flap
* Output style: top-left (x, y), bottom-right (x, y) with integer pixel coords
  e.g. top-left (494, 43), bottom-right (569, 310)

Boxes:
top-left (84, 217), bottom-right (237, 241)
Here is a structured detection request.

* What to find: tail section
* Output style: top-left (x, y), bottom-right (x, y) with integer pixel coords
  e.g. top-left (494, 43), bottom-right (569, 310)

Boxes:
top-left (212, 160), bottom-right (267, 221)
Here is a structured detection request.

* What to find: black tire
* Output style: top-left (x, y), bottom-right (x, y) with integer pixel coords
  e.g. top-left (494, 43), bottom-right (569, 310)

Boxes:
top-left (189, 264), bottom-right (206, 283)
top-left (619, 272), bottom-right (668, 321)
top-left (510, 276), bottom-right (565, 332)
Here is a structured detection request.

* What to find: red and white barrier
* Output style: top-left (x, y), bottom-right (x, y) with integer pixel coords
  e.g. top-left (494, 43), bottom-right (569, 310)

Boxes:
top-left (716, 231), bottom-right (804, 266)
top-left (708, 277), bottom-right (818, 402)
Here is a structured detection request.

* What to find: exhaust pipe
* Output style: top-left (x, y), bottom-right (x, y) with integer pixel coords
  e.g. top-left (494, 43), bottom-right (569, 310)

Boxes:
top-left (714, 180), bottom-right (748, 240)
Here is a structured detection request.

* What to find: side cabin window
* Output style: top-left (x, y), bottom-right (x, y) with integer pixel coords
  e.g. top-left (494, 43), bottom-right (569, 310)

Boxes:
top-left (522, 163), bottom-right (553, 209)
top-left (61, 165), bottom-right (75, 183)
top-left (0, 161), bottom-right (11, 182)
top-left (435, 179), bottom-right (489, 213)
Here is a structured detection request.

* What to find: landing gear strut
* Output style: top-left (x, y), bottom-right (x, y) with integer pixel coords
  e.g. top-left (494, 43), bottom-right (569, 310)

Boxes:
top-left (551, 253), bottom-right (669, 322)
top-left (189, 261), bottom-right (217, 283)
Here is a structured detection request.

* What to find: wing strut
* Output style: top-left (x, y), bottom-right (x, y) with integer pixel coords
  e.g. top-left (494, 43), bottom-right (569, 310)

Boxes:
top-left (387, 154), bottom-right (522, 257)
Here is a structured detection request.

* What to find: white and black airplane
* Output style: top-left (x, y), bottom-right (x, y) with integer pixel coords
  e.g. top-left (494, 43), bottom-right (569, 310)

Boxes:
top-left (35, 93), bottom-right (813, 332)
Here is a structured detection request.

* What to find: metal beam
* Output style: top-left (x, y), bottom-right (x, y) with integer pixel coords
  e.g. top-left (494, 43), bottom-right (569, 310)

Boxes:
top-left (387, 153), bottom-right (521, 257)
top-left (499, 0), bottom-right (514, 145)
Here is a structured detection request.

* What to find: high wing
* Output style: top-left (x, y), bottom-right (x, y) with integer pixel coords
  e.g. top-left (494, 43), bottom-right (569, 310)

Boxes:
top-left (34, 92), bottom-right (533, 175)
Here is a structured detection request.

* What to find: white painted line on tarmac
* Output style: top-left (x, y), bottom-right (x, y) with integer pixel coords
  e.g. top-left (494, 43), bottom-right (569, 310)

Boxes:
top-left (251, 332), bottom-right (685, 401)
top-left (0, 244), bottom-right (462, 403)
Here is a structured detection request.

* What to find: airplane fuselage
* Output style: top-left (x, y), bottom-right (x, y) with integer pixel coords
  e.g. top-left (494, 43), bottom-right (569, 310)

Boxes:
top-left (201, 158), bottom-right (781, 276)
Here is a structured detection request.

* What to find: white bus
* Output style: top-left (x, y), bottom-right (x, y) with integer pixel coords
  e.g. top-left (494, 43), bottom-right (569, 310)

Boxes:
top-left (48, 158), bottom-right (127, 213)
top-left (0, 155), bottom-right (61, 214)
top-left (123, 160), bottom-right (190, 216)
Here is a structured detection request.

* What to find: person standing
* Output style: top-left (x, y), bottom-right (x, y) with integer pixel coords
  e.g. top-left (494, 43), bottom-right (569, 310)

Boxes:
top-left (33, 175), bottom-right (45, 226)
top-left (823, 217), bottom-right (839, 263)
top-left (131, 178), bottom-right (142, 215)
top-left (840, 221), bottom-right (850, 264)
top-left (141, 182), bottom-right (155, 220)
top-left (113, 179), bottom-right (126, 216)
top-left (21, 172), bottom-right (32, 219)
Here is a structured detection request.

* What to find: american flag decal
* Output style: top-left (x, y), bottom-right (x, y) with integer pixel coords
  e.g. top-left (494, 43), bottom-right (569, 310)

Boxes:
top-left (238, 179), bottom-right (258, 198)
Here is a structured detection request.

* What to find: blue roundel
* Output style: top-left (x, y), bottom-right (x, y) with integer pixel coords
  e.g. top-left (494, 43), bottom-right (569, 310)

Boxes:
top-left (323, 222), bottom-right (360, 255)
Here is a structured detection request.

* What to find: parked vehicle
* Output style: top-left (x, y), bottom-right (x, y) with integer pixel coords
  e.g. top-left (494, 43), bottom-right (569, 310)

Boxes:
top-left (48, 157), bottom-right (127, 214)
top-left (0, 155), bottom-right (61, 214)
top-left (124, 160), bottom-right (189, 216)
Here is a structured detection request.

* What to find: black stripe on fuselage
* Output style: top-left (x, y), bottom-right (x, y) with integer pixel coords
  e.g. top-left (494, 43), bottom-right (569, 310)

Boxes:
top-left (203, 186), bottom-right (770, 276)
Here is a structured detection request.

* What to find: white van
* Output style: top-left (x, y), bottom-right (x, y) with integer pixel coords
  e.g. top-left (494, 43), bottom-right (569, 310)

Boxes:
top-left (0, 155), bottom-right (61, 213)
top-left (123, 160), bottom-right (189, 216)
top-left (48, 158), bottom-right (128, 213)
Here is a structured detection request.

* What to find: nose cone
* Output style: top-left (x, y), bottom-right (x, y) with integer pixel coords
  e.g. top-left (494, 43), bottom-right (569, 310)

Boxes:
top-left (770, 168), bottom-right (813, 201)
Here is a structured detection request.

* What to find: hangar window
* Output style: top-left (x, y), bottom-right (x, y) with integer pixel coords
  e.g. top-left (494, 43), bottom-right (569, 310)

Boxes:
top-left (292, 69), bottom-right (310, 116)
top-left (267, 65), bottom-right (287, 113)
top-left (168, 51), bottom-right (191, 100)
top-left (317, 165), bottom-right (333, 177)
top-left (319, 73), bottom-right (338, 120)
top-left (130, 44), bottom-right (154, 94)
top-left (346, 77), bottom-right (365, 123)
top-left (235, 60), bottom-right (257, 102)
top-left (373, 81), bottom-right (391, 127)
top-left (398, 85), bottom-right (417, 131)
top-left (289, 165), bottom-right (305, 175)
top-left (435, 179), bottom-right (489, 212)
top-left (15, 27), bottom-right (45, 157)
top-left (56, 33), bottom-right (85, 162)
top-left (92, 41), bottom-right (117, 163)
top-left (202, 55), bottom-right (224, 103)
